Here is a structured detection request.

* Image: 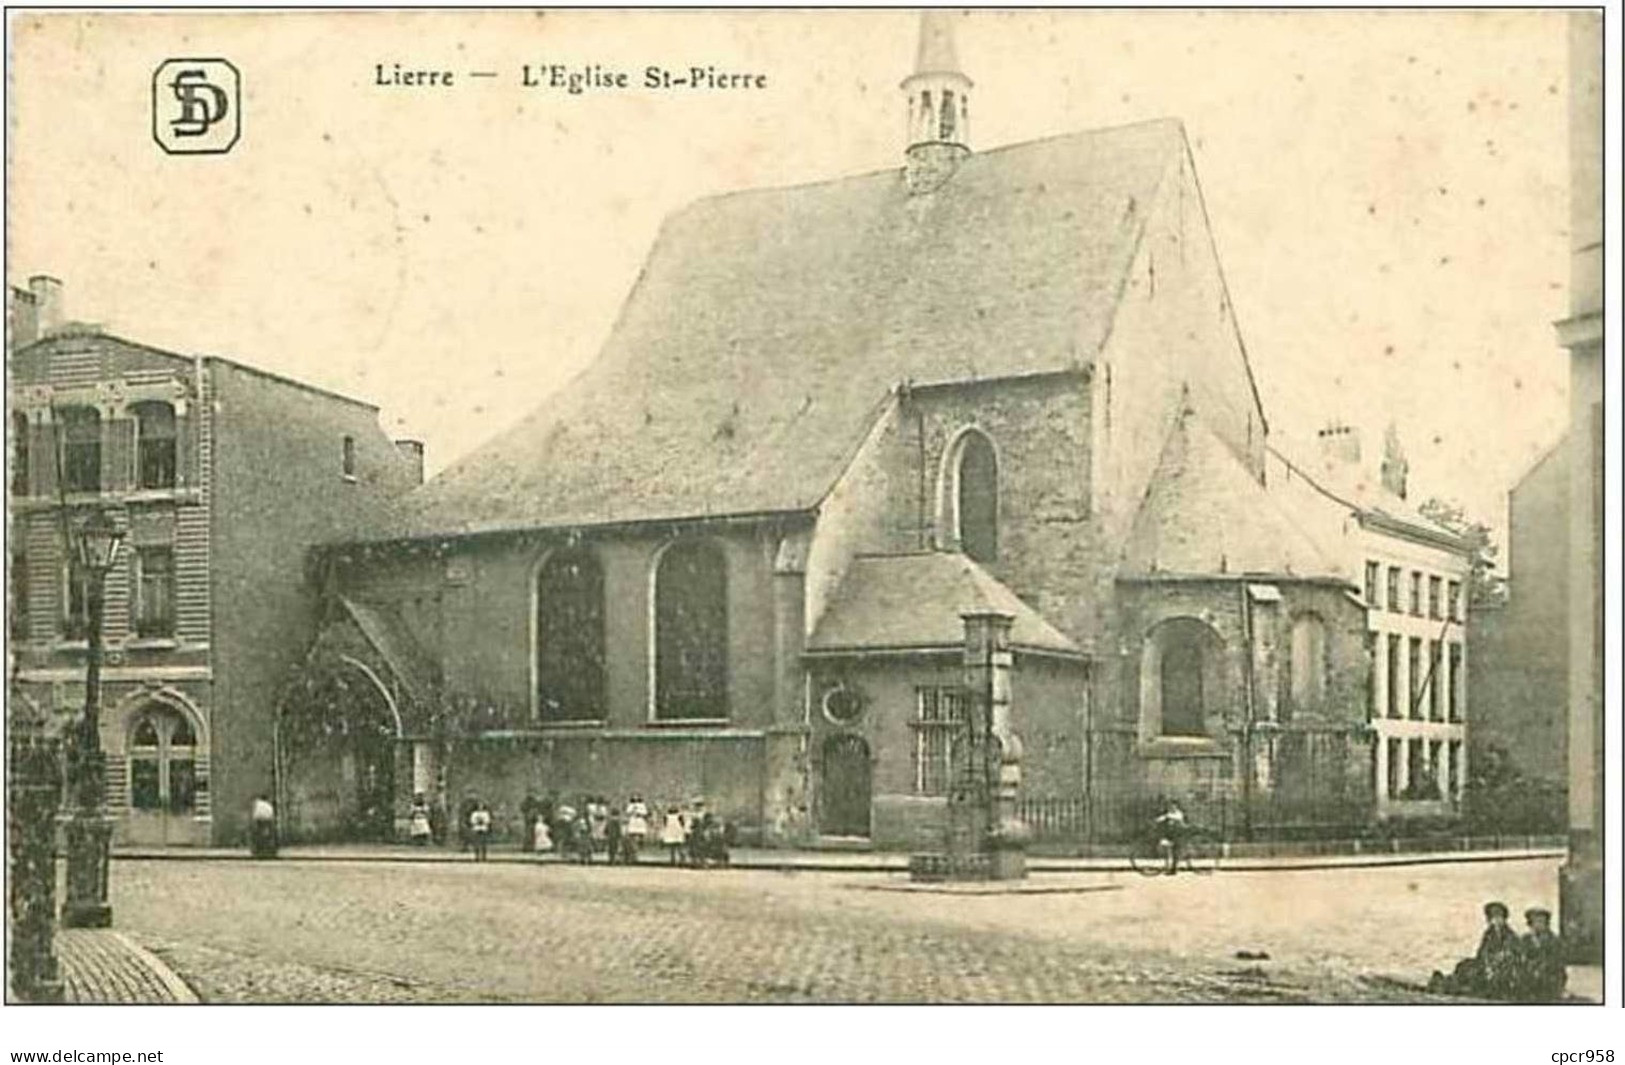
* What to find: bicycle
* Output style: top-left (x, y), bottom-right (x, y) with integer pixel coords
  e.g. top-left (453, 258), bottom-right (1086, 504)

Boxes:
top-left (1129, 825), bottom-right (1222, 876)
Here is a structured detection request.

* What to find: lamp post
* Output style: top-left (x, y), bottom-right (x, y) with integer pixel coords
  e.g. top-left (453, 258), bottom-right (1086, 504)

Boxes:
top-left (61, 507), bottom-right (124, 929)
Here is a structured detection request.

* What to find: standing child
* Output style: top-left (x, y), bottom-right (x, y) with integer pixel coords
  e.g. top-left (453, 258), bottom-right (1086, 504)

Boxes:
top-left (624, 794), bottom-right (649, 863)
top-left (532, 812), bottom-right (553, 858)
top-left (409, 793), bottom-right (433, 846)
top-left (469, 801), bottom-right (492, 862)
top-left (661, 804), bottom-right (687, 865)
top-left (606, 805), bottom-right (624, 864)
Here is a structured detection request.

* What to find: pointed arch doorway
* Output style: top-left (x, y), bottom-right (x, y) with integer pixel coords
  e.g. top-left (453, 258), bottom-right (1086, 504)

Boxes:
top-left (820, 733), bottom-right (872, 838)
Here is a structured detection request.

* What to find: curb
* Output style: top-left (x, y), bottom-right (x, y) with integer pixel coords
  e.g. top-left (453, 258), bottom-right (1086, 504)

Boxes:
top-left (112, 932), bottom-right (201, 1004)
top-left (109, 847), bottom-right (1565, 875)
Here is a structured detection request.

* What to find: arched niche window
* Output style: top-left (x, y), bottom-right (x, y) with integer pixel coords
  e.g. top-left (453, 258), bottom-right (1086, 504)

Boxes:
top-left (1287, 613), bottom-right (1329, 720)
top-left (939, 90), bottom-right (958, 141)
top-left (127, 704), bottom-right (198, 814)
top-left (654, 540), bottom-right (729, 721)
top-left (131, 401), bottom-right (177, 490)
top-left (58, 406), bottom-right (101, 493)
top-left (12, 411), bottom-right (29, 495)
top-left (1143, 617), bottom-right (1223, 739)
top-left (944, 429), bottom-right (998, 564)
top-left (535, 548), bottom-right (606, 722)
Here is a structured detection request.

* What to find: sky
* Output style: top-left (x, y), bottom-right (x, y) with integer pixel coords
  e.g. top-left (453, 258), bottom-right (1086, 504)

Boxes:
top-left (6, 10), bottom-right (1579, 567)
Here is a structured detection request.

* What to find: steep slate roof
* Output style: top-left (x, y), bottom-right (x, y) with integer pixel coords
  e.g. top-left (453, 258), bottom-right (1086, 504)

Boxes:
top-left (807, 552), bottom-right (1081, 656)
top-left (1121, 410), bottom-right (1341, 581)
top-left (385, 119), bottom-right (1189, 540)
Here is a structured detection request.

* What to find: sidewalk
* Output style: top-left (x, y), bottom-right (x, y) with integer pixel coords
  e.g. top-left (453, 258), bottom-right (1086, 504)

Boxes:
top-left (57, 929), bottom-right (199, 1004)
top-left (112, 841), bottom-right (1565, 874)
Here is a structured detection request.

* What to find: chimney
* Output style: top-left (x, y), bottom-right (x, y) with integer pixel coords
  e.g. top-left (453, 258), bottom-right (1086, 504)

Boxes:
top-left (1315, 421), bottom-right (1362, 466)
top-left (394, 439), bottom-right (425, 485)
top-left (1380, 423), bottom-right (1409, 501)
top-left (28, 276), bottom-right (63, 336)
top-left (9, 286), bottom-right (40, 348)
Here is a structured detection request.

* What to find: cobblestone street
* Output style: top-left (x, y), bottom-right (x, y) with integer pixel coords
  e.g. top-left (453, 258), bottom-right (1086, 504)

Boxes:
top-left (108, 855), bottom-right (1565, 1003)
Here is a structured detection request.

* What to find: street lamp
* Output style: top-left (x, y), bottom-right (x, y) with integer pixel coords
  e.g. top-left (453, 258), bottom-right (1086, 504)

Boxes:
top-left (61, 507), bottom-right (124, 929)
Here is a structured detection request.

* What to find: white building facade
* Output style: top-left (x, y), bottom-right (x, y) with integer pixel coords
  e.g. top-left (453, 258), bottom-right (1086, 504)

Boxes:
top-left (1267, 428), bottom-right (1473, 818)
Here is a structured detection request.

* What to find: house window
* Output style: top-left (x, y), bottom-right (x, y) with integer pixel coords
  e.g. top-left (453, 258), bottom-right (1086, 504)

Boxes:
top-left (62, 555), bottom-right (89, 641)
top-left (1385, 737), bottom-right (1401, 799)
top-left (951, 430), bottom-right (998, 564)
top-left (132, 401), bottom-right (178, 490)
top-left (1409, 571), bottom-right (1422, 616)
top-left (1386, 634), bottom-right (1401, 718)
top-left (535, 549), bottom-right (605, 722)
top-left (1448, 580), bottom-right (1461, 622)
top-left (653, 540), bottom-right (728, 721)
top-left (1405, 738), bottom-right (1429, 799)
top-left (59, 406), bottom-right (101, 493)
top-left (1364, 631), bottom-right (1376, 720)
top-left (1428, 575), bottom-right (1442, 620)
top-left (127, 705), bottom-right (197, 814)
top-left (1385, 567), bottom-right (1400, 612)
top-left (9, 548), bottom-right (28, 641)
top-left (1407, 637), bottom-right (1421, 719)
top-left (1364, 561), bottom-right (1379, 606)
top-left (1288, 613), bottom-right (1328, 717)
top-left (1448, 642), bottom-right (1463, 721)
top-left (1427, 639), bottom-right (1442, 720)
top-left (134, 547), bottom-right (176, 638)
top-left (913, 686), bottom-right (965, 796)
top-left (1448, 740), bottom-right (1463, 801)
top-left (11, 411), bottom-right (29, 495)
top-left (341, 435), bottom-right (357, 479)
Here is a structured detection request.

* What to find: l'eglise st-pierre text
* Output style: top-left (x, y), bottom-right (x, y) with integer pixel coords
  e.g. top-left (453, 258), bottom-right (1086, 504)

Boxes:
top-left (523, 64), bottom-right (768, 92)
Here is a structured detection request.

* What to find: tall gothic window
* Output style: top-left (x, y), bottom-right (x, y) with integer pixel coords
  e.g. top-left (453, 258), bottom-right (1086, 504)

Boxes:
top-left (59, 406), bottom-right (101, 493)
top-left (954, 430), bottom-right (998, 564)
top-left (132, 401), bottom-right (178, 490)
top-left (535, 549), bottom-right (606, 722)
top-left (654, 540), bottom-right (728, 721)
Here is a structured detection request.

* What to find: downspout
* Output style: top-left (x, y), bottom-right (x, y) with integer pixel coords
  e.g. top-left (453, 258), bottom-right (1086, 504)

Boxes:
top-left (1083, 659), bottom-right (1094, 852)
top-left (1238, 581), bottom-right (1256, 841)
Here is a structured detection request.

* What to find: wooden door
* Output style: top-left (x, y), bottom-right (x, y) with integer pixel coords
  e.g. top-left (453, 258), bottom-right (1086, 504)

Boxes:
top-left (820, 734), bottom-right (872, 837)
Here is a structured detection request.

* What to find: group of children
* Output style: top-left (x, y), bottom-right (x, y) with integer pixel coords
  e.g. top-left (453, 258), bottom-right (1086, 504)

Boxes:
top-left (403, 789), bottom-right (731, 867)
top-left (1429, 901), bottom-right (1567, 1001)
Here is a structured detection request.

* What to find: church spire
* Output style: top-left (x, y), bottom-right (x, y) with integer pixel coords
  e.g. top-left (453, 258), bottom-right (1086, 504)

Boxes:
top-left (901, 10), bottom-right (973, 194)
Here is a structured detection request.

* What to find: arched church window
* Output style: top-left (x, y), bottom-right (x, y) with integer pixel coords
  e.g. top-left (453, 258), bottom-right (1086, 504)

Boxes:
top-left (920, 91), bottom-right (935, 140)
top-left (654, 540), bottom-right (729, 721)
top-left (956, 431), bottom-right (998, 564)
top-left (940, 90), bottom-right (957, 141)
top-left (1148, 617), bottom-right (1218, 738)
top-left (535, 548), bottom-right (606, 722)
top-left (1287, 613), bottom-right (1328, 720)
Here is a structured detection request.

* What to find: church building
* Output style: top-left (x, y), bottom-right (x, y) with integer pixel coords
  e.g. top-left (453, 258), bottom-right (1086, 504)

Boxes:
top-left (293, 14), bottom-right (1390, 847)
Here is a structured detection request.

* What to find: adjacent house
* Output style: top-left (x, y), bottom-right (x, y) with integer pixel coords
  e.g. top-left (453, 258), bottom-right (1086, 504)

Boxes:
top-left (6, 277), bottom-right (421, 846)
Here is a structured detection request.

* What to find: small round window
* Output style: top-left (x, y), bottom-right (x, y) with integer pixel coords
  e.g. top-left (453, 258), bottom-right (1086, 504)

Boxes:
top-left (821, 684), bottom-right (864, 726)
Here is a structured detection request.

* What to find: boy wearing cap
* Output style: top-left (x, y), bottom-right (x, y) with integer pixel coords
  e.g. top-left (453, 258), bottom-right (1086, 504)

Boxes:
top-left (1517, 907), bottom-right (1566, 1002)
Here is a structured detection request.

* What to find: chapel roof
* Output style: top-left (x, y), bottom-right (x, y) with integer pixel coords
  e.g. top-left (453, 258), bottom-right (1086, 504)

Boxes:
top-left (1120, 408), bottom-right (1343, 582)
top-left (807, 552), bottom-right (1082, 657)
top-left (379, 118), bottom-right (1192, 541)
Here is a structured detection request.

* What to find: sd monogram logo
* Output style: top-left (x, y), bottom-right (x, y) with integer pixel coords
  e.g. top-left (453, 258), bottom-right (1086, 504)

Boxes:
top-left (152, 58), bottom-right (241, 155)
